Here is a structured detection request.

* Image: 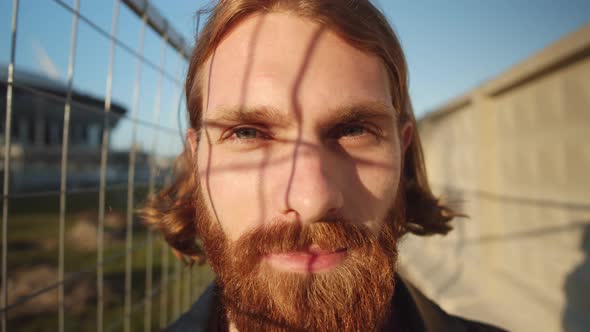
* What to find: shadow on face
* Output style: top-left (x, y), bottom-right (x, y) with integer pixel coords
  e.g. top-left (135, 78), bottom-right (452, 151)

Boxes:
top-left (190, 12), bottom-right (409, 243)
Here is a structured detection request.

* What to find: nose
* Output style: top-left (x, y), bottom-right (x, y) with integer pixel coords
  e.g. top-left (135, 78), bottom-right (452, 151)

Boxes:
top-left (281, 143), bottom-right (344, 225)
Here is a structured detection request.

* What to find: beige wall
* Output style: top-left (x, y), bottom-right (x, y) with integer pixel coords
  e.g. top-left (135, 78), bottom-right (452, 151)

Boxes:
top-left (400, 23), bottom-right (590, 332)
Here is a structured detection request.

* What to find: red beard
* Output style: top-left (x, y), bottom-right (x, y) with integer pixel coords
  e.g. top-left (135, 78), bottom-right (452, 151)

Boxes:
top-left (196, 202), bottom-right (402, 332)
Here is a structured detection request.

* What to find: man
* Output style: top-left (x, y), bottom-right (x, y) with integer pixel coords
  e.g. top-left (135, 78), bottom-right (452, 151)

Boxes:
top-left (143, 0), bottom-right (506, 331)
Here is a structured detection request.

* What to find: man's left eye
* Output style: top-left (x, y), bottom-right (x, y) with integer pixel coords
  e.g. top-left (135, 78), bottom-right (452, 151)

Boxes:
top-left (340, 125), bottom-right (367, 137)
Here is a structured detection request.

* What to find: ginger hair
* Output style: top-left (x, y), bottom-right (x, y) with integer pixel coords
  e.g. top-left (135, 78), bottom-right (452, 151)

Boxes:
top-left (141, 0), bottom-right (457, 264)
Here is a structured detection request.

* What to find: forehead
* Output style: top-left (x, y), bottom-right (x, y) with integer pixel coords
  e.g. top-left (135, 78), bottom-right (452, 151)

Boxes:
top-left (200, 12), bottom-right (393, 119)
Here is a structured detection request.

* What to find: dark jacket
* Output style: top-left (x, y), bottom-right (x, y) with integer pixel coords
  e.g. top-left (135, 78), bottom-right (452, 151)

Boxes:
top-left (166, 275), bottom-right (507, 332)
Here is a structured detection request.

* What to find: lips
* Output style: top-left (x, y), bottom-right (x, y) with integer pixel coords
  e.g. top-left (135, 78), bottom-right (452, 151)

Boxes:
top-left (264, 247), bottom-right (348, 274)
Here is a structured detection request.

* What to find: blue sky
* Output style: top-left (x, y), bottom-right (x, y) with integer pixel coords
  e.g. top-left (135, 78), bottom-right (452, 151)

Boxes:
top-left (1, 0), bottom-right (590, 156)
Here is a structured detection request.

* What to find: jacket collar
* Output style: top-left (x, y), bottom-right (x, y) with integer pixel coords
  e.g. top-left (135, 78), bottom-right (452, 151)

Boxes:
top-left (394, 275), bottom-right (470, 332)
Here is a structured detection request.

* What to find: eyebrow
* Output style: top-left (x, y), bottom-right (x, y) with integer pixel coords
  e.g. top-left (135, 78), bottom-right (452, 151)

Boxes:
top-left (204, 101), bottom-right (396, 130)
top-left (205, 105), bottom-right (294, 129)
top-left (319, 102), bottom-right (396, 130)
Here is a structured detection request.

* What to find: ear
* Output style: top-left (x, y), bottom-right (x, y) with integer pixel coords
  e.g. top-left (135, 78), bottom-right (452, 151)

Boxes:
top-left (187, 128), bottom-right (199, 157)
top-left (400, 121), bottom-right (413, 153)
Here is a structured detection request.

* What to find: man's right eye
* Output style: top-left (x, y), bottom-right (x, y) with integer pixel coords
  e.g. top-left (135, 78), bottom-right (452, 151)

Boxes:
top-left (234, 127), bottom-right (259, 139)
top-left (225, 126), bottom-right (270, 142)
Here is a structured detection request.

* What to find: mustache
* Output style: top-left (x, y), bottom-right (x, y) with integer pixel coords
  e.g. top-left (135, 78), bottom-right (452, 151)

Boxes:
top-left (230, 218), bottom-right (391, 258)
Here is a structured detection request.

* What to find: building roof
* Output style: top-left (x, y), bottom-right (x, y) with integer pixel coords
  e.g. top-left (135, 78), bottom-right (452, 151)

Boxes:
top-left (0, 65), bottom-right (127, 116)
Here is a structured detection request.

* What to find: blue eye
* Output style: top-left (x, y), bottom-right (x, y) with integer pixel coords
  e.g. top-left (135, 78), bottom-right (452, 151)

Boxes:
top-left (234, 127), bottom-right (260, 139)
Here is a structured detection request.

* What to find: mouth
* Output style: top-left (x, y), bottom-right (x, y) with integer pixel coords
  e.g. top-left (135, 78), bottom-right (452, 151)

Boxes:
top-left (264, 246), bottom-right (348, 274)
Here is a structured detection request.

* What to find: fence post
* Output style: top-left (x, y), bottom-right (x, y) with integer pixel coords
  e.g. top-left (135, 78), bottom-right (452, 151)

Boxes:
top-left (1, 1), bottom-right (19, 331)
top-left (58, 1), bottom-right (80, 331)
top-left (159, 239), bottom-right (169, 329)
top-left (97, 1), bottom-right (121, 332)
top-left (124, 9), bottom-right (148, 332)
top-left (144, 29), bottom-right (168, 332)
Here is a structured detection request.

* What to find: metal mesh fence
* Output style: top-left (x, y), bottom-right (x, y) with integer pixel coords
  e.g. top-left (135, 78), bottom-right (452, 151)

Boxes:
top-left (0, 0), bottom-right (213, 331)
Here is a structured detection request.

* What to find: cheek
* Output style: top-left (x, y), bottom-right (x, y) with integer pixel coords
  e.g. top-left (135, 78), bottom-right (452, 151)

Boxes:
top-left (351, 146), bottom-right (402, 232)
top-left (196, 140), bottom-right (268, 241)
top-left (359, 170), bottom-right (399, 201)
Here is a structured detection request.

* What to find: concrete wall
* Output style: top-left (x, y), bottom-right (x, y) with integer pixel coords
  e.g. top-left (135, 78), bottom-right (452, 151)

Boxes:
top-left (399, 23), bottom-right (590, 332)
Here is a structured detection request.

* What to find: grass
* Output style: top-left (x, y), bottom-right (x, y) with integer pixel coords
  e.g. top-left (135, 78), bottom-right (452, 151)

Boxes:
top-left (2, 185), bottom-right (215, 332)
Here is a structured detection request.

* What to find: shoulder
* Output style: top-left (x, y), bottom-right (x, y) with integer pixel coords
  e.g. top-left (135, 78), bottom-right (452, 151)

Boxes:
top-left (396, 275), bottom-right (508, 332)
top-left (165, 283), bottom-right (219, 332)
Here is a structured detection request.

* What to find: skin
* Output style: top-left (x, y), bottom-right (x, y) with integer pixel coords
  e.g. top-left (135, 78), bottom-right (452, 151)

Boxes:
top-left (189, 12), bottom-right (412, 264)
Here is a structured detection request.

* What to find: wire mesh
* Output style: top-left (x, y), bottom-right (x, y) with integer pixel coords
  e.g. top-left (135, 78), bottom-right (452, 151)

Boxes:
top-left (0, 0), bottom-right (211, 331)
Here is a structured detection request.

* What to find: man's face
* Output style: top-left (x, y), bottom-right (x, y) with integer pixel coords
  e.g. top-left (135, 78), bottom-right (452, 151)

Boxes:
top-left (194, 11), bottom-right (407, 250)
top-left (190, 12), bottom-right (411, 331)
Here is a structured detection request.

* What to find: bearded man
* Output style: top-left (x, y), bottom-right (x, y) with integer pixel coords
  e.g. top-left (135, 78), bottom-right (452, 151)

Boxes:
top-left (142, 0), bottom-right (506, 331)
